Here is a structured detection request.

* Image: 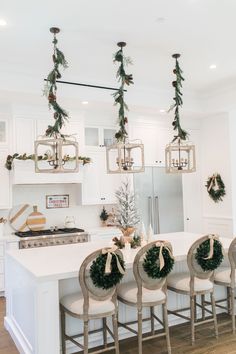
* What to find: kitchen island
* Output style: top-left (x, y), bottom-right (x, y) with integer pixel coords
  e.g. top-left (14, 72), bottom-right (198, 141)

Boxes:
top-left (4, 232), bottom-right (231, 354)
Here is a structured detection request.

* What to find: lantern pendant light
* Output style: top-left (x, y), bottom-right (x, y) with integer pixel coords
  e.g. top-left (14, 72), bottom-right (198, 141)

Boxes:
top-left (34, 27), bottom-right (79, 173)
top-left (165, 54), bottom-right (196, 174)
top-left (106, 42), bottom-right (144, 174)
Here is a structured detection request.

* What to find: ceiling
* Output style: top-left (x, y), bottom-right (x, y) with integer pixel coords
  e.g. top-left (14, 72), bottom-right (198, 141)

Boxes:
top-left (1, 0), bottom-right (236, 102)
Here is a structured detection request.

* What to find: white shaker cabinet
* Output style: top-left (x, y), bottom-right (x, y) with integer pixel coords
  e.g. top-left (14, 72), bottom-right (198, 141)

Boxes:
top-left (14, 118), bottom-right (35, 154)
top-left (129, 123), bottom-right (172, 166)
top-left (0, 238), bottom-right (19, 294)
top-left (81, 148), bottom-right (121, 205)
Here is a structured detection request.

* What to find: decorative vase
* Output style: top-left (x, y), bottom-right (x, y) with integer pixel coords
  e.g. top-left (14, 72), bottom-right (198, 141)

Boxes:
top-left (120, 227), bottom-right (135, 243)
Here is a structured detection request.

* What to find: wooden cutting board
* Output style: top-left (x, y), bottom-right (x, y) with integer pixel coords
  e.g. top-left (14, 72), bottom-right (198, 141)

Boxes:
top-left (26, 205), bottom-right (46, 231)
top-left (9, 204), bottom-right (33, 232)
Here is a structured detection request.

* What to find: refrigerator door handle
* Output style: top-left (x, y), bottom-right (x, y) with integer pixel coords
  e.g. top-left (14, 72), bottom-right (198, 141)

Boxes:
top-left (148, 196), bottom-right (153, 229)
top-left (155, 196), bottom-right (160, 234)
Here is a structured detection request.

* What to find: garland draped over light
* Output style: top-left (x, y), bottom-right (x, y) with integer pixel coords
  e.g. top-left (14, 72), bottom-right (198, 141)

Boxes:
top-left (113, 43), bottom-right (133, 142)
top-left (168, 54), bottom-right (188, 142)
top-left (206, 173), bottom-right (226, 203)
top-left (43, 29), bottom-right (69, 138)
top-left (5, 153), bottom-right (91, 170)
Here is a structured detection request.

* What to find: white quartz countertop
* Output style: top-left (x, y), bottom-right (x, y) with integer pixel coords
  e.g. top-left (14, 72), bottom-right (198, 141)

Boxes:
top-left (6, 232), bottom-right (232, 282)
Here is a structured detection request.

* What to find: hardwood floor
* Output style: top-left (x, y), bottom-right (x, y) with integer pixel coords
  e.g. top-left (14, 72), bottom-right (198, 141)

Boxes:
top-left (1, 296), bottom-right (236, 353)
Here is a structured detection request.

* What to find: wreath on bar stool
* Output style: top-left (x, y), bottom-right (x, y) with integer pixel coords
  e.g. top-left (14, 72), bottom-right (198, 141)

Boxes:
top-left (143, 242), bottom-right (175, 279)
top-left (206, 173), bottom-right (226, 203)
top-left (195, 235), bottom-right (224, 271)
top-left (90, 247), bottom-right (125, 290)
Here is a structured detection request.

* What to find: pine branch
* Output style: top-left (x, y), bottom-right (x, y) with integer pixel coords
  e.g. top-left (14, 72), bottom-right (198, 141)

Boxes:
top-left (113, 45), bottom-right (133, 142)
top-left (169, 55), bottom-right (188, 142)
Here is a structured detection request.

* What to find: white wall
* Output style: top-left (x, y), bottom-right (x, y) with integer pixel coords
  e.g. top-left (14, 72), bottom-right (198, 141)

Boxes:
top-left (201, 113), bottom-right (233, 237)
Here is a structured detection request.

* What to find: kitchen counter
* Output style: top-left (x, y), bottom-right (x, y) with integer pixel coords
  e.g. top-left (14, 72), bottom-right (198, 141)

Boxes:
top-left (4, 232), bottom-right (231, 354)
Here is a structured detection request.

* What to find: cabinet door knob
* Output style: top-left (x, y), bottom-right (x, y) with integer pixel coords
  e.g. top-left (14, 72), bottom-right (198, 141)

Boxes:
top-left (187, 218), bottom-right (190, 221)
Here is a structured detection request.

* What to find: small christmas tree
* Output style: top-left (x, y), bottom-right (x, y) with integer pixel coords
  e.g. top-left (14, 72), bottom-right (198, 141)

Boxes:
top-left (100, 206), bottom-right (109, 224)
top-left (114, 180), bottom-right (140, 231)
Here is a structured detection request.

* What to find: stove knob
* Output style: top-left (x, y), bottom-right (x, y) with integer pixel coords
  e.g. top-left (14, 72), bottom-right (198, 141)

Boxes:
top-left (28, 244), bottom-right (31, 248)
top-left (69, 239), bottom-right (73, 243)
top-left (39, 243), bottom-right (43, 246)
top-left (34, 243), bottom-right (37, 247)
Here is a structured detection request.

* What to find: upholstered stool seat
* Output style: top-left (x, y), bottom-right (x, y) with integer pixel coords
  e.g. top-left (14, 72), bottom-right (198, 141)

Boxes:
top-left (60, 292), bottom-right (115, 317)
top-left (167, 272), bottom-right (213, 293)
top-left (118, 281), bottom-right (166, 305)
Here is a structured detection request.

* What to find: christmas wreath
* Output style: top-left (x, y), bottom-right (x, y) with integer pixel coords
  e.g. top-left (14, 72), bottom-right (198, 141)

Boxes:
top-left (90, 251), bottom-right (125, 290)
top-left (143, 243), bottom-right (175, 279)
top-left (206, 173), bottom-right (226, 203)
top-left (195, 238), bottom-right (224, 272)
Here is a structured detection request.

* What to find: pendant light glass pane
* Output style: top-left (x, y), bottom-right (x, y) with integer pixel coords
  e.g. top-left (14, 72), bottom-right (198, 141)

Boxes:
top-left (165, 139), bottom-right (196, 174)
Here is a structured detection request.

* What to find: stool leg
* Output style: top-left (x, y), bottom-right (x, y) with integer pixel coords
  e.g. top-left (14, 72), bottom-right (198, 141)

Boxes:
top-left (163, 303), bottom-right (171, 354)
top-left (190, 295), bottom-right (195, 345)
top-left (210, 292), bottom-right (218, 339)
top-left (201, 294), bottom-right (205, 320)
top-left (150, 306), bottom-right (155, 335)
top-left (60, 307), bottom-right (66, 354)
top-left (83, 319), bottom-right (89, 354)
top-left (227, 287), bottom-right (231, 315)
top-left (137, 307), bottom-right (142, 354)
top-left (112, 313), bottom-right (120, 354)
top-left (230, 287), bottom-right (235, 333)
top-left (103, 318), bottom-right (107, 347)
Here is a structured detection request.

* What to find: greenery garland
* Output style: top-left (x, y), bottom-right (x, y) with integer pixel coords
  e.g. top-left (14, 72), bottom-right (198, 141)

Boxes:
top-left (206, 174), bottom-right (226, 203)
top-left (43, 28), bottom-right (69, 138)
top-left (195, 239), bottom-right (224, 271)
top-left (113, 42), bottom-right (133, 142)
top-left (5, 153), bottom-right (91, 170)
top-left (143, 245), bottom-right (175, 279)
top-left (90, 253), bottom-right (125, 290)
top-left (168, 54), bottom-right (188, 142)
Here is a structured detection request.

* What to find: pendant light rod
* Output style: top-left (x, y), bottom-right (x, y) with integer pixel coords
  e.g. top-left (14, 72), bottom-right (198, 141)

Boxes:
top-left (43, 78), bottom-right (127, 92)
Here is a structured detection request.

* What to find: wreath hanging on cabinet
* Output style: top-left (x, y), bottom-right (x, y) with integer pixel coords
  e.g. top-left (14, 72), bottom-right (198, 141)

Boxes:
top-left (206, 173), bottom-right (226, 203)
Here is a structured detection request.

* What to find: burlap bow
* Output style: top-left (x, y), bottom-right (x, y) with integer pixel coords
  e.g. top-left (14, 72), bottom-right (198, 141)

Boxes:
top-left (102, 246), bottom-right (125, 275)
top-left (155, 241), bottom-right (174, 270)
top-left (208, 174), bottom-right (219, 192)
top-left (203, 234), bottom-right (219, 260)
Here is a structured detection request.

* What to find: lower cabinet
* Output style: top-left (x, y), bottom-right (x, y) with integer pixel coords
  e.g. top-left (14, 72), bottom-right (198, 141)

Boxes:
top-left (0, 239), bottom-right (19, 294)
top-left (81, 149), bottom-right (121, 205)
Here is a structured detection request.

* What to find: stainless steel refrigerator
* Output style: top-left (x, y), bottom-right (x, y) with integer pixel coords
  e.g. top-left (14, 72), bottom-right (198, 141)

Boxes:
top-left (134, 167), bottom-right (184, 234)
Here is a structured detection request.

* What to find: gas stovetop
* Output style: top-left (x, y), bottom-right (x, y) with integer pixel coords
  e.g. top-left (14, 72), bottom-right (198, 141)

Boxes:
top-left (17, 228), bottom-right (89, 249)
top-left (15, 228), bottom-right (84, 238)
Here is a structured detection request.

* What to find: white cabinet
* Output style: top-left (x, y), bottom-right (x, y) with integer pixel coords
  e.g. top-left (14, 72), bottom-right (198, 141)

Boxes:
top-left (14, 118), bottom-right (35, 153)
top-left (88, 227), bottom-right (122, 242)
top-left (81, 149), bottom-right (121, 205)
top-left (85, 126), bottom-right (116, 149)
top-left (0, 148), bottom-right (11, 209)
top-left (0, 239), bottom-right (19, 293)
top-left (129, 123), bottom-right (172, 166)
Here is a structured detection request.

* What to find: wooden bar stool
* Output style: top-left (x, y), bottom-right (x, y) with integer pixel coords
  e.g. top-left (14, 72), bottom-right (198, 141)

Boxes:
top-left (167, 235), bottom-right (223, 345)
top-left (60, 247), bottom-right (124, 354)
top-left (117, 240), bottom-right (173, 354)
top-left (214, 237), bottom-right (236, 332)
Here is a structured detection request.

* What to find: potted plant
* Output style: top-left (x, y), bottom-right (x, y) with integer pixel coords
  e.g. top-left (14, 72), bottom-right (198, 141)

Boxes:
top-left (100, 206), bottom-right (109, 226)
top-left (114, 180), bottom-right (140, 242)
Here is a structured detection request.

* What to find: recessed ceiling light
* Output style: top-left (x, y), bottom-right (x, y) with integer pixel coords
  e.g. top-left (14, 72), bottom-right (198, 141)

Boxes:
top-left (209, 64), bottom-right (217, 70)
top-left (0, 19), bottom-right (7, 26)
top-left (82, 101), bottom-right (88, 105)
top-left (160, 109), bottom-right (166, 113)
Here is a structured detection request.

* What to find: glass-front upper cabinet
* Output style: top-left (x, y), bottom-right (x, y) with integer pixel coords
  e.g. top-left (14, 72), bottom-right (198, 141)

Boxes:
top-left (85, 126), bottom-right (116, 148)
